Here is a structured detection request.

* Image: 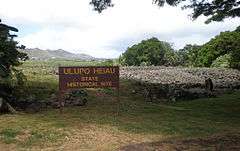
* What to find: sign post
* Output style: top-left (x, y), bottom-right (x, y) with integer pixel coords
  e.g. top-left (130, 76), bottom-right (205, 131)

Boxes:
top-left (58, 66), bottom-right (120, 113)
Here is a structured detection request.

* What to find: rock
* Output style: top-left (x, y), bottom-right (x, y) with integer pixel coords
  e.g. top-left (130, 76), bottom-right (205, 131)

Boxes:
top-left (131, 90), bottom-right (136, 94)
top-left (72, 98), bottom-right (87, 106)
top-left (0, 98), bottom-right (9, 113)
top-left (50, 93), bottom-right (58, 102)
top-left (25, 102), bottom-right (41, 113)
top-left (55, 90), bottom-right (89, 107)
top-left (27, 95), bottom-right (35, 101)
top-left (51, 101), bottom-right (61, 108)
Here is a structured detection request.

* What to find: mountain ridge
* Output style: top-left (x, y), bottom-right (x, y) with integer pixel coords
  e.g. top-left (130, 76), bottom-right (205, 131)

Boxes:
top-left (20, 48), bottom-right (97, 61)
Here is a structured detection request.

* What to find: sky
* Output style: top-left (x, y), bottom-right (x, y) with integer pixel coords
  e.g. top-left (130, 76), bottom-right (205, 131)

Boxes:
top-left (0, 0), bottom-right (239, 58)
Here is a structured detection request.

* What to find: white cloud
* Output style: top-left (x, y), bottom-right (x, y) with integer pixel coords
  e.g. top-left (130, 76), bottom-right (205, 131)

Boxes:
top-left (0, 0), bottom-right (239, 58)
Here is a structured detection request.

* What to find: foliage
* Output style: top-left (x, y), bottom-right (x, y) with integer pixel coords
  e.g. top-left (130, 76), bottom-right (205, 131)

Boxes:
top-left (195, 26), bottom-right (240, 69)
top-left (90, 0), bottom-right (114, 13)
top-left (176, 44), bottom-right (201, 66)
top-left (90, 0), bottom-right (240, 23)
top-left (65, 90), bottom-right (88, 106)
top-left (211, 54), bottom-right (231, 68)
top-left (120, 37), bottom-right (177, 66)
top-left (230, 42), bottom-right (240, 69)
top-left (0, 20), bottom-right (28, 102)
top-left (176, 26), bottom-right (240, 69)
top-left (96, 59), bottom-right (114, 66)
top-left (0, 128), bottom-right (21, 144)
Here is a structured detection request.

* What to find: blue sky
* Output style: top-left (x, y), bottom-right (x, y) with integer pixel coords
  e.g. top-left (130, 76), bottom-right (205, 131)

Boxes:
top-left (0, 0), bottom-right (240, 58)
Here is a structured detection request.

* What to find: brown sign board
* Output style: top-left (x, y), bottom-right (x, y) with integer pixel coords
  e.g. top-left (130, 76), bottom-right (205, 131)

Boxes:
top-left (59, 66), bottom-right (119, 91)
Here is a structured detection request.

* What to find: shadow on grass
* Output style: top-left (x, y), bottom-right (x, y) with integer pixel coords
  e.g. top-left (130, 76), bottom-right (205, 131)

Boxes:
top-left (119, 133), bottom-right (240, 151)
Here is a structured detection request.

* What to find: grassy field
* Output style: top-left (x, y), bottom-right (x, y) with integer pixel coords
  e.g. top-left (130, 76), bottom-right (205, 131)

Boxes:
top-left (0, 60), bottom-right (240, 151)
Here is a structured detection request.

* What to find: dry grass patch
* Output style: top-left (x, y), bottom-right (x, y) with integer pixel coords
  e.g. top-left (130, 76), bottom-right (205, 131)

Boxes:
top-left (57, 124), bottom-right (163, 151)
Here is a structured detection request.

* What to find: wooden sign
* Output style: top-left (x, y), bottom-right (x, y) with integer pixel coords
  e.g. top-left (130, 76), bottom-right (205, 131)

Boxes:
top-left (59, 66), bottom-right (119, 91)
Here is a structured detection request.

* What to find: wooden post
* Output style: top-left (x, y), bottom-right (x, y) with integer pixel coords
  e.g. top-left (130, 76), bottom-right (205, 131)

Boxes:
top-left (58, 64), bottom-right (64, 114)
top-left (117, 86), bottom-right (120, 116)
top-left (117, 66), bottom-right (120, 115)
top-left (58, 91), bottom-right (63, 114)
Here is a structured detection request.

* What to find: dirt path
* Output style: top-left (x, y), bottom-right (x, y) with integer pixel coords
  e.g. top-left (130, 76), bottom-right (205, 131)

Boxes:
top-left (0, 142), bottom-right (16, 151)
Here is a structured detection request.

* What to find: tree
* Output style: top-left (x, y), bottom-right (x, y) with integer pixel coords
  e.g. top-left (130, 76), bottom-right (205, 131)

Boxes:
top-left (90, 0), bottom-right (240, 23)
top-left (176, 44), bottom-right (201, 66)
top-left (176, 27), bottom-right (240, 69)
top-left (211, 54), bottom-right (231, 68)
top-left (120, 37), bottom-right (177, 66)
top-left (195, 26), bottom-right (240, 69)
top-left (0, 20), bottom-right (28, 112)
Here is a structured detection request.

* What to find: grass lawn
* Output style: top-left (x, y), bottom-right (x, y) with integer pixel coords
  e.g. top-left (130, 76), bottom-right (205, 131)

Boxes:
top-left (0, 61), bottom-right (240, 150)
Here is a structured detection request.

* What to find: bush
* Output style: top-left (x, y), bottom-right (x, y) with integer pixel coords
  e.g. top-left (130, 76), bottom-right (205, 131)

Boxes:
top-left (211, 54), bottom-right (231, 68)
top-left (120, 37), bottom-right (177, 66)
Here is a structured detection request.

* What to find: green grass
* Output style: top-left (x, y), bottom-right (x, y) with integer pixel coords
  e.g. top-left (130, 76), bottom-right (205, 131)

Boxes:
top-left (21, 130), bottom-right (65, 147)
top-left (0, 60), bottom-right (239, 150)
top-left (0, 128), bottom-right (21, 144)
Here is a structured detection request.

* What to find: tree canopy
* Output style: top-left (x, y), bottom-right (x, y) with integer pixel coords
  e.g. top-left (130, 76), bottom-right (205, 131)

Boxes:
top-left (176, 44), bottom-right (201, 66)
top-left (119, 37), bottom-right (177, 66)
top-left (0, 20), bottom-right (28, 78)
top-left (177, 26), bottom-right (240, 69)
top-left (0, 20), bottom-right (28, 106)
top-left (195, 26), bottom-right (240, 69)
top-left (90, 0), bottom-right (240, 23)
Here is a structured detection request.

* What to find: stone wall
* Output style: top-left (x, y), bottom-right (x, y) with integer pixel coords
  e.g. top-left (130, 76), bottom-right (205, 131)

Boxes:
top-left (120, 66), bottom-right (240, 101)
